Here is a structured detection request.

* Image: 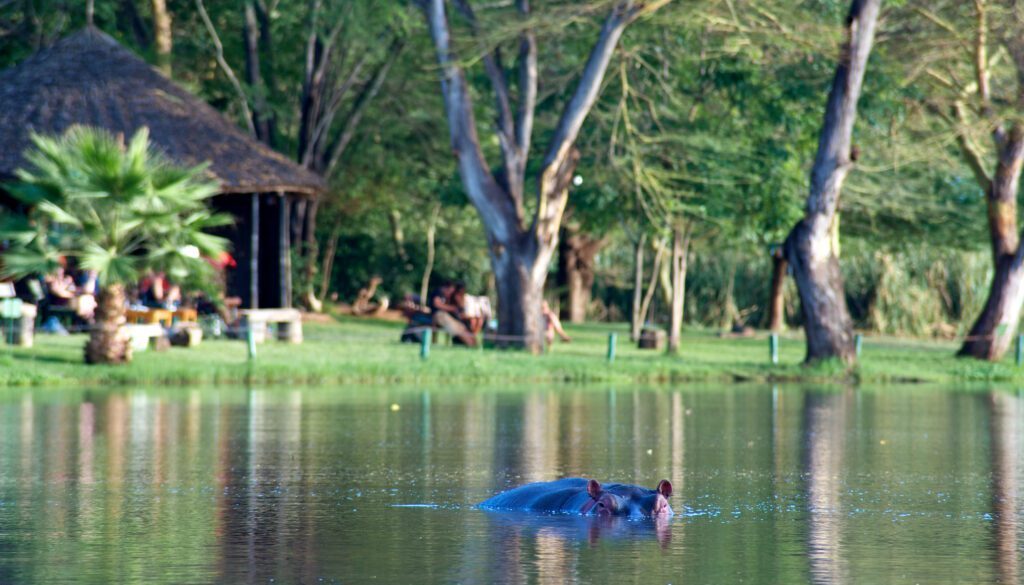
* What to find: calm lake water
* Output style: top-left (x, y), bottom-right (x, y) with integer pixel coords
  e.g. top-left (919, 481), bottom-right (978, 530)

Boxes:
top-left (0, 384), bottom-right (1021, 584)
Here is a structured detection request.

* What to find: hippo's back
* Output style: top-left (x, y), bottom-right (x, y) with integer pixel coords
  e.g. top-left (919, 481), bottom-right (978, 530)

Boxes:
top-left (479, 478), bottom-right (592, 513)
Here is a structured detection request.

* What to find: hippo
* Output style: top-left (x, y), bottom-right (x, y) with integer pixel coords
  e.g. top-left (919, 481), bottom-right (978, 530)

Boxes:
top-left (479, 478), bottom-right (673, 518)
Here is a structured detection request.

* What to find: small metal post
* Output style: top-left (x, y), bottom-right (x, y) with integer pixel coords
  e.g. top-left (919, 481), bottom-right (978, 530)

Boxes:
top-left (607, 333), bottom-right (617, 363)
top-left (420, 329), bottom-right (431, 360)
top-left (1016, 334), bottom-right (1023, 366)
top-left (855, 333), bottom-right (863, 358)
top-left (769, 333), bottom-right (779, 365)
top-left (246, 325), bottom-right (257, 360)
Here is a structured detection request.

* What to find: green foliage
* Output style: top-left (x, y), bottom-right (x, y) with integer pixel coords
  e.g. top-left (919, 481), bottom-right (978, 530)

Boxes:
top-left (0, 2), bottom-right (1002, 341)
top-left (2, 126), bottom-right (228, 285)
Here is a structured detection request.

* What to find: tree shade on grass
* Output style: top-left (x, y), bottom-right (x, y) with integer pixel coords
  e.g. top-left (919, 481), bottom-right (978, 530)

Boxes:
top-left (1, 126), bottom-right (228, 365)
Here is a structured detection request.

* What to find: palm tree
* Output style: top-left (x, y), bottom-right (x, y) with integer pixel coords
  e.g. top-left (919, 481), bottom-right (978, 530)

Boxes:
top-left (1, 126), bottom-right (229, 364)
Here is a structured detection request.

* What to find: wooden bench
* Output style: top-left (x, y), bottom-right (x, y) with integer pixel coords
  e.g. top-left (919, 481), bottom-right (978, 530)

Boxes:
top-left (125, 323), bottom-right (165, 352)
top-left (240, 308), bottom-right (303, 344)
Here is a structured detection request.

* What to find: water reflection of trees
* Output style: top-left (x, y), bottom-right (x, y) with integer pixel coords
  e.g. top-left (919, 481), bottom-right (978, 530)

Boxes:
top-left (988, 391), bottom-right (1022, 585)
top-left (802, 389), bottom-right (851, 585)
top-left (0, 385), bottom-right (1014, 584)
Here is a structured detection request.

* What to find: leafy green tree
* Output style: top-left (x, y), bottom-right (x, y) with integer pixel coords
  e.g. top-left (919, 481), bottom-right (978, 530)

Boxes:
top-left (418, 0), bottom-right (672, 351)
top-left (1, 127), bottom-right (228, 364)
top-left (895, 0), bottom-right (1024, 361)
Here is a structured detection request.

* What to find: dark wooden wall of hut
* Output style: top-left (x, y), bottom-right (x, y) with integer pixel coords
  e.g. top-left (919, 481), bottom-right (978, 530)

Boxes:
top-left (212, 193), bottom-right (296, 309)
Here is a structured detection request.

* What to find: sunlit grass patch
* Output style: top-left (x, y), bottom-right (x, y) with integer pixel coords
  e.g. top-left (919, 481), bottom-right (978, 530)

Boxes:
top-left (1, 316), bottom-right (1023, 388)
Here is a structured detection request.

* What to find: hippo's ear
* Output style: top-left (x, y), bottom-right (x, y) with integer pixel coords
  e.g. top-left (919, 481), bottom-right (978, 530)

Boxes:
top-left (587, 479), bottom-right (602, 500)
top-left (656, 479), bottom-right (673, 499)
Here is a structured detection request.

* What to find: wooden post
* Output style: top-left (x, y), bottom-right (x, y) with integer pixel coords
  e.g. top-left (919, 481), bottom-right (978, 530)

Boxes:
top-left (250, 193), bottom-right (260, 309)
top-left (607, 332), bottom-right (617, 363)
top-left (770, 333), bottom-right (779, 365)
top-left (247, 326), bottom-right (257, 360)
top-left (279, 192), bottom-right (292, 308)
top-left (1016, 334), bottom-right (1023, 366)
top-left (855, 333), bottom-right (863, 359)
top-left (420, 330), bottom-right (431, 360)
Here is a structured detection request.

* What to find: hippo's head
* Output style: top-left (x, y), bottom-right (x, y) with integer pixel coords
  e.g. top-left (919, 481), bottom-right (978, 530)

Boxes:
top-left (585, 479), bottom-right (673, 518)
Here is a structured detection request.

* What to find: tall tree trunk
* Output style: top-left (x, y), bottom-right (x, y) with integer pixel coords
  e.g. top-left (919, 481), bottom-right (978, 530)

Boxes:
top-left (420, 205), bottom-right (441, 305)
top-left (657, 237), bottom-right (673, 308)
top-left (784, 0), bottom-right (879, 365)
top-left (85, 284), bottom-right (131, 365)
top-left (557, 225), bottom-right (603, 323)
top-left (667, 223), bottom-right (691, 355)
top-left (721, 259), bottom-right (738, 329)
top-left (959, 127), bottom-right (1024, 360)
top-left (317, 219), bottom-right (343, 301)
top-left (492, 238), bottom-right (548, 352)
top-left (243, 0), bottom-right (275, 145)
top-left (768, 246), bottom-right (788, 332)
top-left (389, 209), bottom-right (410, 265)
top-left (299, 198), bottom-right (319, 310)
top-left (118, 0), bottom-right (152, 50)
top-left (630, 233), bottom-right (647, 340)
top-left (151, 0), bottom-right (172, 75)
top-left (638, 237), bottom-right (667, 338)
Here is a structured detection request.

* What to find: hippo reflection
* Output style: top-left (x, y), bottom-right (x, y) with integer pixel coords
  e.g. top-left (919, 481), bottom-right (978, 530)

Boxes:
top-left (482, 509), bottom-right (674, 550)
top-left (479, 478), bottom-right (673, 518)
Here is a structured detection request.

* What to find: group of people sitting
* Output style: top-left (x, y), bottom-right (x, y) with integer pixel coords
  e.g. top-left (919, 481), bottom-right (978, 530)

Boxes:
top-left (400, 279), bottom-right (571, 347)
top-left (35, 261), bottom-right (98, 330)
top-left (11, 253), bottom-right (225, 334)
top-left (131, 271), bottom-right (183, 311)
top-left (426, 280), bottom-right (491, 347)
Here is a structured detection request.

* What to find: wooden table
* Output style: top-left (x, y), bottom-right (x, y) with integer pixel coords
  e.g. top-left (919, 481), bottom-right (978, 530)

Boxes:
top-left (126, 308), bottom-right (173, 327)
top-left (173, 308), bottom-right (198, 323)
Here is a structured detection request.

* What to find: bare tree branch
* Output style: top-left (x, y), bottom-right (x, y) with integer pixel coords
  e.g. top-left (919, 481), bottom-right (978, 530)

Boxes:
top-left (195, 0), bottom-right (256, 136)
top-left (515, 0), bottom-right (537, 170)
top-left (423, 0), bottom-right (519, 243)
top-left (306, 53), bottom-right (368, 167)
top-left (324, 35), bottom-right (407, 177)
top-left (453, 0), bottom-right (524, 220)
top-left (953, 101), bottom-right (994, 190)
top-left (536, 0), bottom-right (659, 235)
top-left (244, 0), bottom-right (274, 145)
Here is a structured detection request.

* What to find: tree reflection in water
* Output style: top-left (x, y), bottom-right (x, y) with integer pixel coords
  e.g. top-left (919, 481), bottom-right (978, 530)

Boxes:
top-left (0, 385), bottom-right (1018, 584)
top-left (989, 391), bottom-right (1022, 585)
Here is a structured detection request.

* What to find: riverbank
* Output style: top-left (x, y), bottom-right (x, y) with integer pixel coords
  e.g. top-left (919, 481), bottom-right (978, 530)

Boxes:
top-left (0, 316), bottom-right (1021, 387)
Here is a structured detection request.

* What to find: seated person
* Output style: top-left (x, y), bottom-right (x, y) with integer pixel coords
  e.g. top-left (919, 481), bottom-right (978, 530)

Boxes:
top-left (139, 271), bottom-right (181, 310)
top-left (352, 276), bottom-right (389, 316)
top-left (453, 283), bottom-right (491, 335)
top-left (398, 292), bottom-right (423, 318)
top-left (542, 300), bottom-right (571, 344)
top-left (430, 280), bottom-right (476, 347)
top-left (45, 266), bottom-right (75, 307)
top-left (71, 269), bottom-right (98, 321)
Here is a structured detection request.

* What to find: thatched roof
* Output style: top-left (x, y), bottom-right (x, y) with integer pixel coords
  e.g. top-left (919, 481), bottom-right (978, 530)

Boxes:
top-left (0, 27), bottom-right (324, 196)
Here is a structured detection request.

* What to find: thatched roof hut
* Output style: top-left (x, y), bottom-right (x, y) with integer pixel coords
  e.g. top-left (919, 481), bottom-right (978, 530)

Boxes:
top-left (0, 28), bottom-right (325, 309)
top-left (0, 26), bottom-right (324, 195)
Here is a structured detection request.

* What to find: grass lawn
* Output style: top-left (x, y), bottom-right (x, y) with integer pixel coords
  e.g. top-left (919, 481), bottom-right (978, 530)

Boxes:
top-left (0, 315), bottom-right (1022, 387)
